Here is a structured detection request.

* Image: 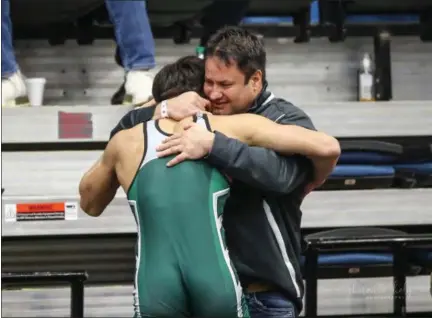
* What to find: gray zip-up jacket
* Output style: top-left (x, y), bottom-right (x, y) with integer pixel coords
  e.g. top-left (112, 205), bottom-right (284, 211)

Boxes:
top-left (110, 84), bottom-right (316, 311)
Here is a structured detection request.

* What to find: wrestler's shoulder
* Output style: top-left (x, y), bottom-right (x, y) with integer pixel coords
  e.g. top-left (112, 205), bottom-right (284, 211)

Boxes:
top-left (110, 106), bottom-right (155, 140)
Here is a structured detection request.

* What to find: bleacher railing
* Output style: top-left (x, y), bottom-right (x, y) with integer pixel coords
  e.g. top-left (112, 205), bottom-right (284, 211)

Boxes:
top-left (1, 271), bottom-right (88, 318)
top-left (304, 234), bottom-right (432, 317)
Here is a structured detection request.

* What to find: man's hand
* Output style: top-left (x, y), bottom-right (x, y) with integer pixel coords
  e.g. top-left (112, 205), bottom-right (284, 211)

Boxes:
top-left (156, 123), bottom-right (215, 167)
top-left (166, 92), bottom-right (211, 121)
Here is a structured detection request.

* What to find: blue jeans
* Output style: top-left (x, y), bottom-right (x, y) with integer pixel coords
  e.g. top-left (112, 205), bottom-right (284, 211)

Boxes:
top-left (1, 0), bottom-right (155, 78)
top-left (1, 0), bottom-right (18, 77)
top-left (246, 292), bottom-right (298, 318)
top-left (105, 0), bottom-right (155, 71)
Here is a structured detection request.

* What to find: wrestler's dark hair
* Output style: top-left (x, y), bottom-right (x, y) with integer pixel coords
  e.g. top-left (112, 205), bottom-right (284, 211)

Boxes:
top-left (152, 55), bottom-right (205, 103)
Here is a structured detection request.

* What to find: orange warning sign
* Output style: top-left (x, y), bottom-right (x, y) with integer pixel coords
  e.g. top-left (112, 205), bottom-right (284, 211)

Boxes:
top-left (16, 203), bottom-right (65, 213)
top-left (15, 202), bottom-right (66, 221)
top-left (4, 201), bottom-right (78, 222)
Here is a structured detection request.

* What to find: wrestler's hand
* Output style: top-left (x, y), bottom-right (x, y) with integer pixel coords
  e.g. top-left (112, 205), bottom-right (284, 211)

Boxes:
top-left (165, 92), bottom-right (211, 121)
top-left (156, 123), bottom-right (215, 167)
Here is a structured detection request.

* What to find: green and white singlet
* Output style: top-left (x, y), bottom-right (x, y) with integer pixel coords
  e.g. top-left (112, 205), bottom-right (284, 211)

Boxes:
top-left (127, 114), bottom-right (249, 317)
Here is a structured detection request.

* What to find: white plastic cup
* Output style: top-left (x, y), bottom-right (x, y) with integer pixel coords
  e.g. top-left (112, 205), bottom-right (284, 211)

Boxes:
top-left (25, 78), bottom-right (46, 106)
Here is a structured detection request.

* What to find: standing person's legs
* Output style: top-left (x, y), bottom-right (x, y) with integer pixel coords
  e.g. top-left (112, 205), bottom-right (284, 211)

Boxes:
top-left (1, 0), bottom-right (28, 107)
top-left (245, 291), bottom-right (298, 318)
top-left (105, 0), bottom-right (155, 105)
top-left (1, 0), bottom-right (17, 78)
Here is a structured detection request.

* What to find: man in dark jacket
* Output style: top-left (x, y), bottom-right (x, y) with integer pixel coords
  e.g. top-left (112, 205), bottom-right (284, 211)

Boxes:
top-left (111, 26), bottom-right (340, 317)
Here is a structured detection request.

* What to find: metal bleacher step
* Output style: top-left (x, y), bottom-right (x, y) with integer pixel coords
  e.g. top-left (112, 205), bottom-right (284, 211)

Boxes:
top-left (2, 101), bottom-right (432, 143)
top-left (2, 146), bottom-right (432, 235)
top-left (2, 284), bottom-right (134, 317)
top-left (2, 100), bottom-right (432, 236)
top-left (2, 189), bottom-right (432, 236)
top-left (2, 277), bottom-right (431, 317)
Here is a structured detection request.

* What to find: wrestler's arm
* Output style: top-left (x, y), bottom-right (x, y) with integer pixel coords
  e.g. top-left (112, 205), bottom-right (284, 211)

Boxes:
top-left (79, 137), bottom-right (120, 217)
top-left (209, 113), bottom-right (340, 159)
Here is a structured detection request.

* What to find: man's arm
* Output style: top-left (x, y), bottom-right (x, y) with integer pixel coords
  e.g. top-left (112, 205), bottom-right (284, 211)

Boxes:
top-left (157, 107), bottom-right (338, 193)
top-left (250, 116), bottom-right (340, 190)
top-left (211, 113), bottom-right (340, 190)
top-left (206, 105), bottom-right (332, 194)
top-left (208, 132), bottom-right (311, 193)
top-left (79, 138), bottom-right (120, 217)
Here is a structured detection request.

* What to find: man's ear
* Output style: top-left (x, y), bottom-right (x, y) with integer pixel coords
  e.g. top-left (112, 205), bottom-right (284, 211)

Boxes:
top-left (249, 70), bottom-right (263, 90)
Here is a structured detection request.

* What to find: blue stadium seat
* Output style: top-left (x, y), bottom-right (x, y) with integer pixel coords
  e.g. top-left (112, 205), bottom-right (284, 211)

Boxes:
top-left (393, 144), bottom-right (432, 188)
top-left (304, 227), bottom-right (406, 268)
top-left (338, 152), bottom-right (398, 164)
top-left (399, 143), bottom-right (432, 163)
top-left (410, 249), bottom-right (432, 265)
top-left (246, 0), bottom-right (315, 42)
top-left (248, 0), bottom-right (314, 16)
top-left (394, 162), bottom-right (432, 174)
top-left (393, 163), bottom-right (432, 188)
top-left (331, 165), bottom-right (395, 177)
top-left (321, 0), bottom-right (430, 15)
top-left (320, 140), bottom-right (401, 190)
top-left (301, 252), bottom-right (394, 267)
top-left (303, 228), bottom-right (430, 317)
top-left (319, 0), bottom-right (432, 41)
top-left (324, 164), bottom-right (395, 189)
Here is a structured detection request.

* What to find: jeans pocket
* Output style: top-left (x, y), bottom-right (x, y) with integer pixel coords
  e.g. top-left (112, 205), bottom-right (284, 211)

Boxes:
top-left (246, 292), bottom-right (297, 318)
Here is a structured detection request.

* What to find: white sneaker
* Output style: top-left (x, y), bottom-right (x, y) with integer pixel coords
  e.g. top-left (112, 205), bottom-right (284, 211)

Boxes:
top-left (1, 71), bottom-right (29, 107)
top-left (123, 70), bottom-right (154, 105)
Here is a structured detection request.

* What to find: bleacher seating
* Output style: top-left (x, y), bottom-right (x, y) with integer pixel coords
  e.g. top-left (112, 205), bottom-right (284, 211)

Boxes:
top-left (2, 101), bottom-right (432, 317)
top-left (246, 0), bottom-right (314, 42)
top-left (10, 0), bottom-right (315, 44)
top-left (320, 140), bottom-right (401, 190)
top-left (319, 0), bottom-right (432, 40)
top-left (2, 0), bottom-right (432, 316)
top-left (318, 0), bottom-right (431, 102)
top-left (304, 231), bottom-right (432, 317)
top-left (320, 140), bottom-right (432, 190)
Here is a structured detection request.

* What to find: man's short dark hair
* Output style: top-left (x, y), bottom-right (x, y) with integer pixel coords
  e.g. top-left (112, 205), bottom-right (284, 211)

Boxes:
top-left (206, 26), bottom-right (266, 83)
top-left (152, 55), bottom-right (205, 102)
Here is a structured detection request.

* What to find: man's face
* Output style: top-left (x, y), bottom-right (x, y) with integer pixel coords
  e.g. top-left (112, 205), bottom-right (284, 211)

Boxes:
top-left (204, 56), bottom-right (261, 115)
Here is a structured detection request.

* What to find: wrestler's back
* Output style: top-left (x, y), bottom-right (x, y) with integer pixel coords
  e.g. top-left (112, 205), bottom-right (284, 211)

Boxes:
top-left (114, 118), bottom-right (246, 317)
